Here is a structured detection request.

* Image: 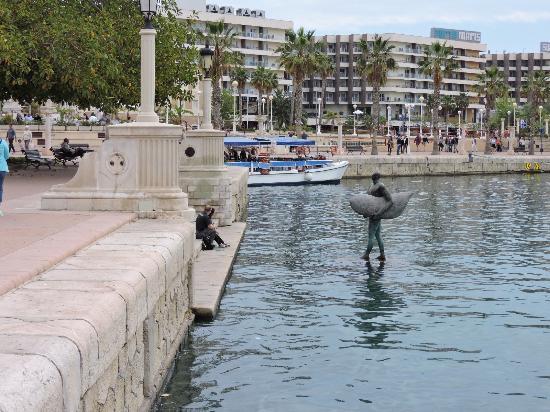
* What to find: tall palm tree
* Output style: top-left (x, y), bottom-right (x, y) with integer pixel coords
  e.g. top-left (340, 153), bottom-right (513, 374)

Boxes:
top-left (250, 66), bottom-right (278, 118)
top-left (356, 35), bottom-right (397, 155)
top-left (522, 70), bottom-right (549, 108)
top-left (277, 27), bottom-right (322, 131)
top-left (315, 53), bottom-right (335, 120)
top-left (230, 66), bottom-right (248, 127)
top-left (204, 21), bottom-right (240, 129)
top-left (475, 66), bottom-right (508, 153)
top-left (419, 41), bottom-right (458, 154)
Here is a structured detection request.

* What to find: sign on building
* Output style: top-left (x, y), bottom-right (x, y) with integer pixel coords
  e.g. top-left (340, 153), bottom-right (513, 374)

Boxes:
top-left (541, 42), bottom-right (550, 53)
top-left (431, 28), bottom-right (481, 43)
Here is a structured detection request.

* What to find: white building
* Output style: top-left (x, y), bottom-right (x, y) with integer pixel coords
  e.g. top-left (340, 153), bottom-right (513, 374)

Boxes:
top-left (177, 0), bottom-right (293, 128)
top-left (304, 30), bottom-right (487, 128)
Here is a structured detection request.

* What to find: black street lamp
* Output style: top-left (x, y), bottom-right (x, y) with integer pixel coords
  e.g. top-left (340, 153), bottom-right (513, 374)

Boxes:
top-left (140, 0), bottom-right (159, 29)
top-left (200, 42), bottom-right (214, 79)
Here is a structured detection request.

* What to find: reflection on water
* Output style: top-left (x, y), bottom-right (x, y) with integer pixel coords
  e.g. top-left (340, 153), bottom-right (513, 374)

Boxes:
top-left (159, 174), bottom-right (550, 411)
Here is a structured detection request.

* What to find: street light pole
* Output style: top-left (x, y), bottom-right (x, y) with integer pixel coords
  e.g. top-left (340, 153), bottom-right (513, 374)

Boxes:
top-left (269, 94), bottom-right (274, 132)
top-left (480, 107), bottom-right (485, 139)
top-left (419, 96), bottom-right (424, 140)
top-left (430, 108), bottom-right (434, 138)
top-left (353, 104), bottom-right (358, 136)
top-left (539, 105), bottom-right (544, 154)
top-left (513, 102), bottom-right (518, 134)
top-left (406, 103), bottom-right (412, 154)
top-left (232, 80), bottom-right (238, 133)
top-left (317, 97), bottom-right (322, 135)
top-left (199, 43), bottom-right (214, 130)
top-left (386, 106), bottom-right (391, 137)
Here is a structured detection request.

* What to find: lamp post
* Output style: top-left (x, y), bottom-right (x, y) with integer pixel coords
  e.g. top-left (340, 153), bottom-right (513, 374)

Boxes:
top-left (406, 103), bottom-right (412, 154)
top-left (232, 80), bottom-right (238, 133)
top-left (316, 97), bottom-right (322, 135)
top-left (479, 107), bottom-right (485, 139)
top-left (136, 0), bottom-right (160, 123)
top-left (507, 110), bottom-right (511, 129)
top-left (269, 94), bottom-right (274, 132)
top-left (430, 108), bottom-right (434, 138)
top-left (352, 104), bottom-right (358, 136)
top-left (199, 42), bottom-right (214, 129)
top-left (386, 106), bottom-right (391, 137)
top-left (261, 97), bottom-right (266, 132)
top-left (539, 105), bottom-right (544, 154)
top-left (419, 96), bottom-right (424, 139)
top-left (513, 102), bottom-right (518, 133)
top-left (458, 110), bottom-right (462, 138)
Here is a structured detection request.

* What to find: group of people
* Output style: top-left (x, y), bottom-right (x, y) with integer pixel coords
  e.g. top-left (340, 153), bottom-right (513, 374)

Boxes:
top-left (5, 124), bottom-right (33, 153)
top-left (437, 136), bottom-right (460, 153)
top-left (385, 133), bottom-right (409, 155)
top-left (225, 148), bottom-right (259, 162)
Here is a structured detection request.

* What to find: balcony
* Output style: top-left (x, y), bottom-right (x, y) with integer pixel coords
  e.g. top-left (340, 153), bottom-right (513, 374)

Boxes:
top-left (239, 32), bottom-right (277, 41)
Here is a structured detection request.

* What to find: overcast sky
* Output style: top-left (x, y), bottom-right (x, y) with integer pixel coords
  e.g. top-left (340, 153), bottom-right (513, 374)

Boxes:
top-left (224, 0), bottom-right (549, 53)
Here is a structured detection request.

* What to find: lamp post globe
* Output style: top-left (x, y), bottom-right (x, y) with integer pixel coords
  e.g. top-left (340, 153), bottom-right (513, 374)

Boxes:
top-left (199, 42), bottom-right (214, 129)
top-left (199, 43), bottom-right (214, 78)
top-left (269, 95), bottom-right (274, 132)
top-left (140, 0), bottom-right (158, 28)
top-left (231, 80), bottom-right (238, 133)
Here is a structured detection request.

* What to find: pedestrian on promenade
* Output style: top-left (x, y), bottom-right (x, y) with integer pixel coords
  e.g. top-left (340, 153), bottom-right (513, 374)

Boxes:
top-left (472, 136), bottom-right (477, 152)
top-left (387, 136), bottom-right (393, 155)
top-left (6, 124), bottom-right (16, 153)
top-left (362, 172), bottom-right (393, 262)
top-left (0, 134), bottom-right (10, 216)
top-left (415, 133), bottom-right (421, 151)
top-left (396, 134), bottom-right (402, 155)
top-left (22, 126), bottom-right (32, 150)
top-left (196, 206), bottom-right (230, 250)
top-left (403, 136), bottom-right (409, 153)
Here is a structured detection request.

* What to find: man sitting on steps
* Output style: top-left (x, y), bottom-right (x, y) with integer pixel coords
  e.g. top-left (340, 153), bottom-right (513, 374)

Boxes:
top-left (196, 205), bottom-right (230, 250)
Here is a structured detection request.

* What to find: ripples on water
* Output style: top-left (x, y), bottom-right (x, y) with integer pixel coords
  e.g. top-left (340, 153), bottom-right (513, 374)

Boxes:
top-left (159, 174), bottom-right (550, 411)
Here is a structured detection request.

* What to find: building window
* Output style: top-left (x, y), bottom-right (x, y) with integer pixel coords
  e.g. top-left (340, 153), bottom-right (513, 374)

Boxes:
top-left (339, 68), bottom-right (348, 77)
top-left (326, 92), bottom-right (334, 102)
top-left (352, 92), bottom-right (360, 102)
top-left (340, 43), bottom-right (348, 53)
top-left (339, 79), bottom-right (347, 87)
top-left (340, 55), bottom-right (349, 63)
top-left (339, 92), bottom-right (348, 101)
top-left (353, 79), bottom-right (361, 88)
top-left (327, 44), bottom-right (336, 53)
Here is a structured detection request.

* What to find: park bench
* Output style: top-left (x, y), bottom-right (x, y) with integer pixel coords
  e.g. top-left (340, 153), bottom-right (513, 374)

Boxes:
top-left (514, 147), bottom-right (527, 153)
top-left (69, 143), bottom-right (93, 153)
top-left (23, 149), bottom-right (52, 170)
top-left (346, 145), bottom-right (364, 154)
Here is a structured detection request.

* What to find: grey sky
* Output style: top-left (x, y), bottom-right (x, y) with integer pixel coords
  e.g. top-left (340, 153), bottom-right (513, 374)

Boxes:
top-left (224, 0), bottom-right (550, 52)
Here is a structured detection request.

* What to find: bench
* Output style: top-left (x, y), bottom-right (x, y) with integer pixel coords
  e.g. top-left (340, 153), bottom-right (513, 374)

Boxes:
top-left (69, 143), bottom-right (93, 153)
top-left (23, 150), bottom-right (52, 170)
top-left (514, 147), bottom-right (527, 153)
top-left (345, 145), bottom-right (364, 154)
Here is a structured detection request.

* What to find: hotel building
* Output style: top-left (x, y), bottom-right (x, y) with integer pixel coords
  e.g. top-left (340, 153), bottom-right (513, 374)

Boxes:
top-left (484, 43), bottom-right (550, 104)
top-left (177, 0), bottom-right (292, 126)
top-left (304, 30), bottom-right (487, 127)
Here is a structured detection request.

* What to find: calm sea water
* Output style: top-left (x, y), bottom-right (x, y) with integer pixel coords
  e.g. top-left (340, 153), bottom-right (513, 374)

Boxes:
top-left (159, 174), bottom-right (550, 411)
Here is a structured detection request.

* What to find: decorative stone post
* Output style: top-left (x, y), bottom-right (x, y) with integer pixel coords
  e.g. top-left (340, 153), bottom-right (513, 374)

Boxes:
top-left (42, 99), bottom-right (55, 153)
top-left (41, 11), bottom-right (194, 219)
top-left (546, 119), bottom-right (549, 136)
top-left (508, 127), bottom-right (516, 153)
top-left (336, 117), bottom-right (345, 155)
top-left (500, 118), bottom-right (505, 135)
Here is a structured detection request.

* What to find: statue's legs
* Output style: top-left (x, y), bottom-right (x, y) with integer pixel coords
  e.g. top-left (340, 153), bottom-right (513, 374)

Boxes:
top-left (364, 218), bottom-right (383, 260)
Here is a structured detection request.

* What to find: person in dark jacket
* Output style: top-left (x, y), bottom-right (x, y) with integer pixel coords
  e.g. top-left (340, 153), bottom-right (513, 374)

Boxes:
top-left (196, 206), bottom-right (230, 250)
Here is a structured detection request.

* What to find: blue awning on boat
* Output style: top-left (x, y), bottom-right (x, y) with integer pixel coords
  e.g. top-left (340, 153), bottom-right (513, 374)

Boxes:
top-left (275, 138), bottom-right (315, 146)
top-left (224, 137), bottom-right (261, 147)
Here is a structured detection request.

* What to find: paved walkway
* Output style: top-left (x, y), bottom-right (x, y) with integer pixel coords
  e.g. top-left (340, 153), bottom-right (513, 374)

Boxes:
top-left (191, 222), bottom-right (247, 319)
top-left (0, 168), bottom-right (136, 296)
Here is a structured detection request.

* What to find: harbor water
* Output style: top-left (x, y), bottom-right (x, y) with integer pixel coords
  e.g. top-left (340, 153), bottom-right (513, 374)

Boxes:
top-left (159, 174), bottom-right (549, 411)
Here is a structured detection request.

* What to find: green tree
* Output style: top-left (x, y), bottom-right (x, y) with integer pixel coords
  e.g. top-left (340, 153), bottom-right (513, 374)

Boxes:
top-left (419, 41), bottom-right (458, 154)
top-left (356, 35), bottom-right (397, 155)
top-left (250, 67), bottom-right (278, 115)
top-left (203, 20), bottom-right (241, 129)
top-left (271, 89), bottom-right (291, 130)
top-left (230, 66), bottom-right (248, 127)
top-left (220, 88), bottom-right (234, 128)
top-left (455, 92), bottom-right (469, 121)
top-left (0, 0), bottom-right (198, 114)
top-left (277, 27), bottom-right (322, 131)
top-left (475, 66), bottom-right (508, 153)
top-left (315, 53), bottom-right (335, 119)
top-left (441, 95), bottom-right (456, 128)
top-left (324, 111), bottom-right (338, 132)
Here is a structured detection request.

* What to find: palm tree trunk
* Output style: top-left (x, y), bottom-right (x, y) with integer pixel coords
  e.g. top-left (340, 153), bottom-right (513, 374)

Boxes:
top-left (320, 78), bottom-right (326, 131)
top-left (294, 75), bottom-right (304, 133)
top-left (238, 92), bottom-right (243, 128)
top-left (431, 88), bottom-right (440, 155)
top-left (290, 80), bottom-right (296, 127)
top-left (371, 85), bottom-right (380, 155)
top-left (212, 79), bottom-right (222, 130)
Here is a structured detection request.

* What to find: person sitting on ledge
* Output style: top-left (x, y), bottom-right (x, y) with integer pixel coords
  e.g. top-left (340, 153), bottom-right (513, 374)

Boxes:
top-left (196, 206), bottom-right (230, 250)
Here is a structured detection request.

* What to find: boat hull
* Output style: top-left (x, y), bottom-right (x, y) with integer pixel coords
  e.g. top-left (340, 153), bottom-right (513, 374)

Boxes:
top-left (247, 161), bottom-right (349, 187)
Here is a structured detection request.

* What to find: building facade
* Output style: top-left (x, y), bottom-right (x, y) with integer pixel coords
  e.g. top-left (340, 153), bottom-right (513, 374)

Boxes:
top-left (484, 50), bottom-right (550, 104)
top-left (177, 0), bottom-right (293, 127)
top-left (303, 32), bottom-right (486, 128)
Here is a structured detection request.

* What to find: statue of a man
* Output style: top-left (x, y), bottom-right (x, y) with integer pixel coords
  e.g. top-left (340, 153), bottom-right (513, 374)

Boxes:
top-left (363, 172), bottom-right (393, 262)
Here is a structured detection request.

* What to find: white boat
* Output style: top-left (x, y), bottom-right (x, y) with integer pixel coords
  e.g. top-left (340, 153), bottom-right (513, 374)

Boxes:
top-left (228, 160), bottom-right (349, 187)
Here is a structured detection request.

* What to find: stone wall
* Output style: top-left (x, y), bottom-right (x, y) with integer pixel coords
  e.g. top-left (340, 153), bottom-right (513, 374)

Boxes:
top-left (0, 219), bottom-right (197, 411)
top-left (337, 155), bottom-right (549, 178)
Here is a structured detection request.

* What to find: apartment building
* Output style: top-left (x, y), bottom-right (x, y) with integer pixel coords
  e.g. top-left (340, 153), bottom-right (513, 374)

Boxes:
top-left (485, 45), bottom-right (550, 104)
top-left (177, 0), bottom-right (293, 126)
top-left (304, 30), bottom-right (486, 127)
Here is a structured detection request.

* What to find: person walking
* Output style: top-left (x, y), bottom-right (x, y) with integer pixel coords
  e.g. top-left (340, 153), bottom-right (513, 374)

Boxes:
top-left (22, 126), bottom-right (32, 150)
top-left (472, 136), bottom-right (477, 152)
top-left (387, 136), bottom-right (393, 155)
top-left (0, 134), bottom-right (10, 216)
top-left (6, 124), bottom-right (16, 153)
